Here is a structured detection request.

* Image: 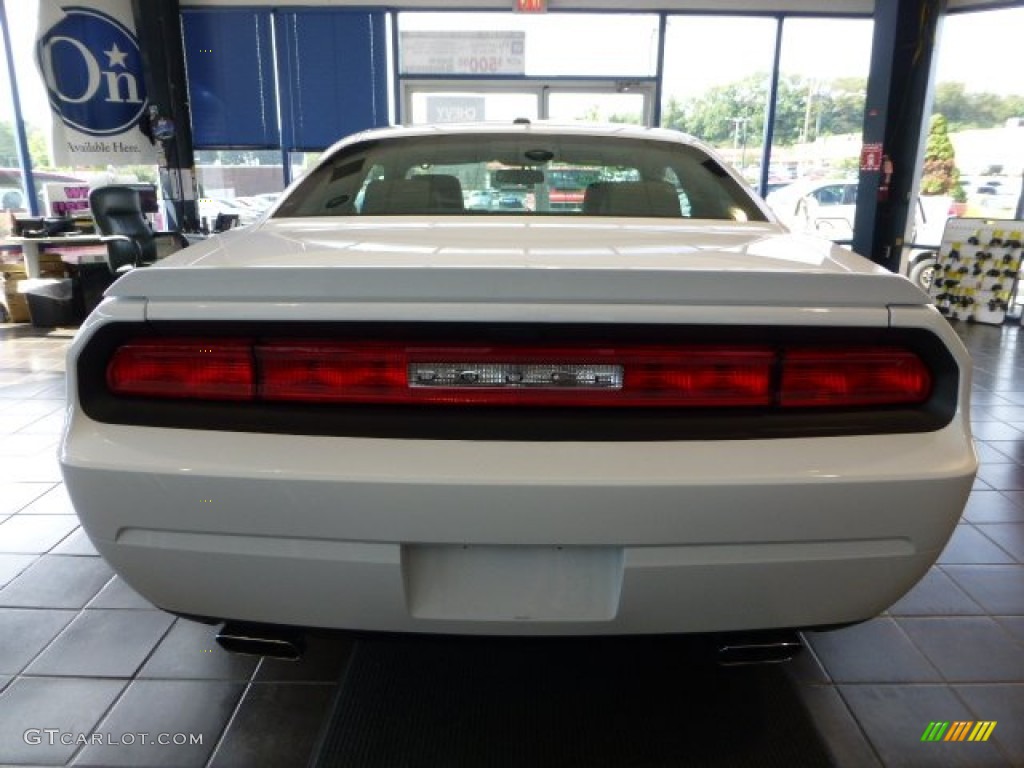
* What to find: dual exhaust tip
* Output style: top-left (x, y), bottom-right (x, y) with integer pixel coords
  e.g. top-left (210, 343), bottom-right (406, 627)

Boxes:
top-left (215, 622), bottom-right (802, 666)
top-left (216, 622), bottom-right (305, 661)
top-left (716, 632), bottom-right (803, 666)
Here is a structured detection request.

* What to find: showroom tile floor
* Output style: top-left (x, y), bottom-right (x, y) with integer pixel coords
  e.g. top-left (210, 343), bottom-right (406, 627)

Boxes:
top-left (0, 320), bottom-right (1022, 767)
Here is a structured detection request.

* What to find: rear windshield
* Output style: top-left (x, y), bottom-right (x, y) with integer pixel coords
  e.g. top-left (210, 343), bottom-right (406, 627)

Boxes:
top-left (274, 133), bottom-right (766, 222)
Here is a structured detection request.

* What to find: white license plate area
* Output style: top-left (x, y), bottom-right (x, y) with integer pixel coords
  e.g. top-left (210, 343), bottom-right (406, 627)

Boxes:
top-left (402, 545), bottom-right (624, 622)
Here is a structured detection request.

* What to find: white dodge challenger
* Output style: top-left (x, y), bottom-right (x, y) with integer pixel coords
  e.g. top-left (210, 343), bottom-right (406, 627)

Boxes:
top-left (60, 123), bottom-right (976, 642)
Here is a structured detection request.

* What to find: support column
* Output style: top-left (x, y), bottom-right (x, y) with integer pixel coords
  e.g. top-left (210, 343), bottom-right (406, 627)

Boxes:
top-left (0, 0), bottom-right (38, 216)
top-left (852, 0), bottom-right (946, 271)
top-left (131, 0), bottom-right (199, 232)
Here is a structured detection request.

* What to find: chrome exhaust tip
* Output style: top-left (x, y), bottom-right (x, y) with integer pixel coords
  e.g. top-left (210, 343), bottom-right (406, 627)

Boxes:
top-left (716, 633), bottom-right (802, 666)
top-left (216, 622), bottom-right (305, 660)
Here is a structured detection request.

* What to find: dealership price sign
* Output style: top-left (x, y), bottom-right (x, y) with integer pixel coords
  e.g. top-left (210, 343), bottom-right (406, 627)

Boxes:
top-left (400, 31), bottom-right (526, 75)
top-left (43, 182), bottom-right (91, 216)
top-left (36, 0), bottom-right (157, 166)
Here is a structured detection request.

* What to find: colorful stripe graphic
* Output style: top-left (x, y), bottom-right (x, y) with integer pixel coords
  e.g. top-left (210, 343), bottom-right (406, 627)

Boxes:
top-left (921, 721), bottom-right (996, 742)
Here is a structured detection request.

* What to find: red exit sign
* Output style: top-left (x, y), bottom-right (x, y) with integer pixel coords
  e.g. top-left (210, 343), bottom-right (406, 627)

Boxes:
top-left (515, 0), bottom-right (546, 11)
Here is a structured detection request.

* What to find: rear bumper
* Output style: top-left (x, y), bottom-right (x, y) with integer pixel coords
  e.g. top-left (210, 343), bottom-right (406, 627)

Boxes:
top-left (61, 418), bottom-right (976, 635)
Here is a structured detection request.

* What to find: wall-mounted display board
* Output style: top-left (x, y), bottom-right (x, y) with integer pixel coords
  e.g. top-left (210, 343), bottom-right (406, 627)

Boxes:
top-left (928, 218), bottom-right (1024, 325)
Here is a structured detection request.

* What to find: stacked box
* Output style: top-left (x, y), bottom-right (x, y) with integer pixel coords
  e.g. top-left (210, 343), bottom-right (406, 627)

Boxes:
top-left (0, 254), bottom-right (68, 323)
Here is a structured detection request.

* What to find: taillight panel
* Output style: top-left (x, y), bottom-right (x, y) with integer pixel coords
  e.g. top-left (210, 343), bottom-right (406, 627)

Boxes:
top-left (104, 338), bottom-right (932, 410)
top-left (79, 322), bottom-right (958, 441)
top-left (107, 339), bottom-right (255, 401)
top-left (256, 342), bottom-right (777, 407)
top-left (779, 347), bottom-right (932, 408)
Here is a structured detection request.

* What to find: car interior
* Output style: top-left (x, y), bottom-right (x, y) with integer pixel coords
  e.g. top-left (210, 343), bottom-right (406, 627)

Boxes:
top-left (274, 134), bottom-right (768, 222)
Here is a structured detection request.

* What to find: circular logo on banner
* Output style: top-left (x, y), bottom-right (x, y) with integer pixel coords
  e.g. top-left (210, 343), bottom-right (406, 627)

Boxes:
top-left (36, 6), bottom-right (148, 137)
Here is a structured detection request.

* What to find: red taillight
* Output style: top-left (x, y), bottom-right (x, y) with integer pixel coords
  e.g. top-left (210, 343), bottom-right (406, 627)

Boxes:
top-left (107, 340), bottom-right (254, 400)
top-left (780, 347), bottom-right (932, 407)
top-left (258, 343), bottom-right (774, 407)
top-left (259, 342), bottom-right (409, 404)
top-left (104, 338), bottom-right (932, 410)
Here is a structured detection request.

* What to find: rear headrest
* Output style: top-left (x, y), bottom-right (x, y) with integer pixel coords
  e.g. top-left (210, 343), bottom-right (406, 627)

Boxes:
top-left (582, 181), bottom-right (681, 218)
top-left (362, 175), bottom-right (465, 214)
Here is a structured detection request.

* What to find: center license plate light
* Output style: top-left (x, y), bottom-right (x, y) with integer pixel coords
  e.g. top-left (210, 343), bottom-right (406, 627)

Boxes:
top-left (409, 363), bottom-right (624, 389)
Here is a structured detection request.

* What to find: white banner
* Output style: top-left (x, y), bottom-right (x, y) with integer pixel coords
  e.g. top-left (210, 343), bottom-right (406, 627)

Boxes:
top-left (36, 1), bottom-right (157, 166)
top-left (400, 31), bottom-right (526, 76)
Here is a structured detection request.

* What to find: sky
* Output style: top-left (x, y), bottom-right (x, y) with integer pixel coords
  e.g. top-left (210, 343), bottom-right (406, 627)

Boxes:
top-left (2, 3), bottom-right (1023, 128)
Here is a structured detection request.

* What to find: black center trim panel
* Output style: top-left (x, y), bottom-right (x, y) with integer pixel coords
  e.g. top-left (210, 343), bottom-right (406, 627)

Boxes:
top-left (77, 321), bottom-right (960, 442)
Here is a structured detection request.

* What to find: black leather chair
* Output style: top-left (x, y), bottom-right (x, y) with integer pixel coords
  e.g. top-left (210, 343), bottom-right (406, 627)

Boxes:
top-left (89, 185), bottom-right (188, 274)
top-left (80, 186), bottom-right (189, 316)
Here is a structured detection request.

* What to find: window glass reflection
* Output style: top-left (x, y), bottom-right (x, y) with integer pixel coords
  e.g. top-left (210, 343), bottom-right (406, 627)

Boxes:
top-left (764, 18), bottom-right (872, 242)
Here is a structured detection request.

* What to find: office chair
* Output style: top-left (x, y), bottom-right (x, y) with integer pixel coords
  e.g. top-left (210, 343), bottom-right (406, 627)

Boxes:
top-left (83, 186), bottom-right (189, 315)
top-left (89, 185), bottom-right (163, 273)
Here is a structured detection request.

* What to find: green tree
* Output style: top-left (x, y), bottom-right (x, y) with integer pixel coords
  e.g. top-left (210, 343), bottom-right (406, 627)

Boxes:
top-left (0, 122), bottom-right (54, 169)
top-left (816, 77), bottom-right (867, 137)
top-left (660, 73), bottom-right (867, 147)
top-left (661, 97), bottom-right (686, 133)
top-left (920, 114), bottom-right (966, 202)
top-left (934, 82), bottom-right (1024, 131)
top-left (933, 82), bottom-right (972, 130)
top-left (27, 125), bottom-right (50, 168)
top-left (0, 122), bottom-right (17, 166)
top-left (680, 73), bottom-right (769, 145)
top-left (578, 104), bottom-right (641, 125)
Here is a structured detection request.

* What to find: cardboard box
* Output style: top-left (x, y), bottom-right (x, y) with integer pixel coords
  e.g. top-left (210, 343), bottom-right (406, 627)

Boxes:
top-left (1, 273), bottom-right (30, 322)
top-left (0, 211), bottom-right (15, 238)
top-left (0, 252), bottom-right (66, 273)
top-left (1, 263), bottom-right (68, 323)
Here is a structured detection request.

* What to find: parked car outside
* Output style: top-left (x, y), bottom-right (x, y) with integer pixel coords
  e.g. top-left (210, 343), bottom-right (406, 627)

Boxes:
top-left (196, 196), bottom-right (261, 229)
top-left (766, 179), bottom-right (967, 290)
top-left (766, 179), bottom-right (860, 240)
top-left (61, 123), bottom-right (976, 643)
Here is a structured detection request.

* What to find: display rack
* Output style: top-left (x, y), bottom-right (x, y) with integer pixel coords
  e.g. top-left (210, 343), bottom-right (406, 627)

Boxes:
top-left (928, 217), bottom-right (1024, 325)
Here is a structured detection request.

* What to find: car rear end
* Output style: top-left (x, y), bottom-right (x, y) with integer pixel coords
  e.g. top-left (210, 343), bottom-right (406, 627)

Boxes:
top-left (59, 227), bottom-right (977, 636)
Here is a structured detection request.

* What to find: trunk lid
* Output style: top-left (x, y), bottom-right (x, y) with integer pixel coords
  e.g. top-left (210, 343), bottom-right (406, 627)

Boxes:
top-left (107, 218), bottom-right (929, 308)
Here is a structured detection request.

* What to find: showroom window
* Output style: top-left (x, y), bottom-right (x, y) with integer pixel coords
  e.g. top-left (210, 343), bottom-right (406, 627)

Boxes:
top-left (929, 7), bottom-right (1024, 223)
top-left (765, 17), bottom-right (873, 242)
top-left (660, 15), bottom-right (779, 184)
top-left (398, 12), bottom-right (659, 79)
top-left (397, 12), bottom-right (659, 126)
top-left (769, 18), bottom-right (872, 176)
top-left (0, 4), bottom-right (30, 219)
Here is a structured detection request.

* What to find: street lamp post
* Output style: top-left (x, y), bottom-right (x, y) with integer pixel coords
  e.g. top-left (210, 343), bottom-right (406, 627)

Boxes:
top-left (730, 116), bottom-right (751, 171)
